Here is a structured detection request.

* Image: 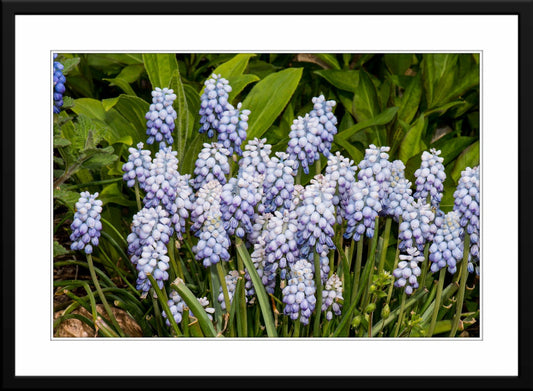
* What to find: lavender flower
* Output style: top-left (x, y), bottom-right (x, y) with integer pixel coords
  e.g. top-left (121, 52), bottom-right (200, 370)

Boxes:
top-left (53, 54), bottom-right (66, 114)
top-left (262, 152), bottom-right (296, 213)
top-left (357, 145), bottom-right (392, 210)
top-left (309, 95), bottom-right (338, 157)
top-left (127, 206), bottom-right (172, 292)
top-left (321, 274), bottom-right (343, 320)
top-left (190, 180), bottom-right (231, 268)
top-left (169, 174), bottom-right (193, 240)
top-left (143, 147), bottom-right (180, 210)
top-left (398, 199), bottom-right (437, 251)
top-left (282, 259), bottom-right (317, 325)
top-left (70, 192), bottom-right (103, 254)
top-left (199, 74), bottom-right (232, 138)
top-left (218, 102), bottom-right (250, 156)
top-left (385, 178), bottom-right (414, 221)
top-left (122, 142), bottom-right (152, 189)
top-left (429, 211), bottom-right (464, 274)
top-left (239, 137), bottom-right (272, 176)
top-left (414, 149), bottom-right (446, 208)
top-left (286, 114), bottom-right (322, 174)
top-left (344, 179), bottom-right (382, 241)
top-left (192, 142), bottom-right (231, 191)
top-left (393, 247), bottom-right (424, 295)
top-left (145, 87), bottom-right (178, 147)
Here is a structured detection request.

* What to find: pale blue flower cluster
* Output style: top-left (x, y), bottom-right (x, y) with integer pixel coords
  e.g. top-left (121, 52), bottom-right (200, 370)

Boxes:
top-left (53, 54), bottom-right (66, 114)
top-left (325, 152), bottom-right (357, 224)
top-left (344, 179), bottom-right (382, 241)
top-left (239, 138), bottom-right (272, 176)
top-left (393, 247), bottom-right (424, 295)
top-left (145, 87), bottom-right (178, 147)
top-left (282, 259), bottom-right (317, 325)
top-left (357, 145), bottom-right (392, 204)
top-left (218, 103), bottom-right (250, 156)
top-left (264, 209), bottom-right (300, 281)
top-left (414, 149), bottom-right (446, 208)
top-left (127, 206), bottom-right (172, 292)
top-left (143, 147), bottom-right (180, 209)
top-left (296, 175), bottom-right (336, 282)
top-left (169, 174), bottom-right (193, 240)
top-left (190, 180), bottom-right (231, 267)
top-left (398, 199), bottom-right (436, 251)
top-left (385, 178), bottom-right (414, 221)
top-left (262, 152), bottom-right (296, 213)
top-left (70, 192), bottom-right (103, 254)
top-left (309, 95), bottom-right (337, 157)
top-left (192, 142), bottom-right (231, 191)
top-left (162, 290), bottom-right (215, 326)
top-left (218, 270), bottom-right (241, 310)
top-left (199, 74), bottom-right (232, 138)
top-left (122, 142), bottom-right (152, 188)
top-left (429, 211), bottom-right (464, 274)
top-left (321, 274), bottom-right (343, 320)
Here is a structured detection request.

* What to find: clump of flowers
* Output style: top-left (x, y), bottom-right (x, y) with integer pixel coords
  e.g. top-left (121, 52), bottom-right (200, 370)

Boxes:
top-left (218, 102), bottom-right (250, 156)
top-left (398, 199), bottom-right (436, 251)
top-left (393, 247), bottom-right (424, 295)
top-left (385, 178), bottom-right (414, 221)
top-left (262, 152), bottom-right (296, 213)
top-left (357, 145), bottom-right (392, 205)
top-left (53, 54), bottom-right (66, 114)
top-left (309, 95), bottom-right (338, 157)
top-left (282, 259), bottom-right (317, 325)
top-left (199, 74), bottom-right (232, 138)
top-left (325, 152), bottom-right (357, 224)
top-left (321, 274), bottom-right (343, 320)
top-left (429, 211), bottom-right (464, 274)
top-left (70, 192), bottom-right (103, 254)
top-left (145, 87), bottom-right (178, 147)
top-left (239, 138), bottom-right (272, 176)
top-left (192, 142), bottom-right (231, 191)
top-left (414, 149), bottom-right (446, 208)
top-left (344, 179), bottom-right (382, 241)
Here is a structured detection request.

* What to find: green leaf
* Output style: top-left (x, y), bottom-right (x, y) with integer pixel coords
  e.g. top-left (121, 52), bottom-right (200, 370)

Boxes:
top-left (397, 73), bottom-right (422, 124)
top-left (242, 68), bottom-right (303, 141)
top-left (110, 95), bottom-right (150, 143)
top-left (399, 114), bottom-right (427, 162)
top-left (99, 183), bottom-right (136, 207)
top-left (314, 69), bottom-right (359, 92)
top-left (142, 53), bottom-right (178, 89)
top-left (81, 150), bottom-right (118, 169)
top-left (314, 54), bottom-right (341, 70)
top-left (384, 54), bottom-right (415, 75)
top-left (424, 100), bottom-right (466, 116)
top-left (212, 53), bottom-right (256, 79)
top-left (54, 188), bottom-right (81, 208)
top-left (169, 68), bottom-right (191, 164)
top-left (54, 136), bottom-right (71, 148)
top-left (451, 141), bottom-right (479, 182)
top-left (422, 54), bottom-right (459, 108)
top-left (432, 136), bottom-right (476, 164)
top-left (54, 241), bottom-right (70, 257)
top-left (337, 106), bottom-right (398, 141)
top-left (60, 57), bottom-right (81, 75)
top-left (335, 138), bottom-right (364, 163)
top-left (72, 98), bottom-right (106, 121)
top-left (227, 74), bottom-right (260, 103)
top-left (352, 70), bottom-right (380, 123)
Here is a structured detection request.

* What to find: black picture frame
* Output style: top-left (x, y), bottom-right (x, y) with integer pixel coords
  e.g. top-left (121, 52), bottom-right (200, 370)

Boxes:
top-left (2, 1), bottom-right (532, 389)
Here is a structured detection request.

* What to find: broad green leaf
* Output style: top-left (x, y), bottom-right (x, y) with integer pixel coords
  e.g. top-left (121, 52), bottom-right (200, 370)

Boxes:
top-left (314, 69), bottom-right (359, 92)
top-left (54, 136), bottom-right (71, 148)
top-left (99, 182), bottom-right (136, 207)
top-left (352, 70), bottom-right (380, 123)
top-left (337, 90), bottom-right (355, 117)
top-left (72, 98), bottom-right (106, 121)
top-left (399, 114), bottom-right (427, 162)
top-left (314, 54), bottom-right (341, 70)
top-left (227, 74), bottom-right (260, 103)
top-left (169, 68), bottom-right (191, 164)
top-left (335, 138), bottom-right (364, 163)
top-left (435, 56), bottom-right (479, 107)
top-left (60, 57), bottom-right (81, 75)
top-left (102, 97), bottom-right (119, 111)
top-left (451, 141), bottom-right (479, 182)
top-left (53, 188), bottom-right (81, 208)
top-left (111, 95), bottom-right (150, 142)
top-left (432, 136), bottom-right (476, 164)
top-left (81, 150), bottom-right (118, 169)
top-left (398, 73), bottom-right (422, 124)
top-left (142, 53), bottom-right (178, 89)
top-left (424, 100), bottom-right (466, 116)
top-left (242, 67), bottom-right (303, 140)
top-left (384, 54), bottom-right (415, 75)
top-left (337, 107), bottom-right (398, 141)
top-left (422, 54), bottom-right (459, 108)
top-left (247, 60), bottom-right (281, 79)
top-left (54, 241), bottom-right (70, 257)
top-left (212, 53), bottom-right (256, 79)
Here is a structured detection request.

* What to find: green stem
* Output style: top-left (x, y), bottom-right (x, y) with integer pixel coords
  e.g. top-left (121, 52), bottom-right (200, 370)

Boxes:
top-left (313, 252), bottom-right (323, 337)
top-left (86, 254), bottom-right (125, 337)
top-left (418, 243), bottom-right (430, 292)
top-left (293, 319), bottom-right (301, 337)
top-left (361, 217), bottom-right (380, 313)
top-left (134, 182), bottom-right (142, 211)
top-left (377, 218), bottom-right (392, 274)
top-left (449, 233), bottom-right (471, 337)
top-left (216, 263), bottom-right (232, 314)
top-left (384, 217), bottom-right (403, 308)
top-left (147, 274), bottom-right (182, 337)
top-left (350, 240), bottom-right (364, 305)
top-left (65, 177), bottom-right (123, 190)
top-left (393, 291), bottom-right (407, 337)
top-left (427, 268), bottom-right (446, 337)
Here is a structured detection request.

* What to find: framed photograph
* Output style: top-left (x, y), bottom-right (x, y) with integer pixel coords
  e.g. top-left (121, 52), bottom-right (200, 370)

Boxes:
top-left (3, 0), bottom-right (531, 388)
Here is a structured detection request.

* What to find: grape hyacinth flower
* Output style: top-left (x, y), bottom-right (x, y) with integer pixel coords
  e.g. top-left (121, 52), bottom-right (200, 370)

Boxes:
top-left (344, 179), bottom-right (382, 241)
top-left (385, 178), bottom-right (414, 221)
top-left (192, 142), bottom-right (231, 191)
top-left (127, 206), bottom-right (172, 292)
top-left (393, 247), bottom-right (424, 295)
top-left (282, 259), bottom-right (317, 325)
top-left (246, 233), bottom-right (269, 296)
top-left (398, 199), bottom-right (437, 251)
top-left (414, 149), bottom-right (446, 209)
top-left (199, 74), bottom-right (232, 138)
top-left (239, 137), bottom-right (272, 176)
top-left (218, 102), bottom-right (250, 156)
top-left (453, 166), bottom-right (480, 272)
top-left (169, 174), bottom-right (193, 240)
top-left (220, 165), bottom-right (263, 238)
top-left (296, 175), bottom-right (336, 282)
top-left (357, 145), bottom-right (392, 208)
top-left (145, 87), bottom-right (178, 147)
top-left (190, 180), bottom-right (231, 268)
top-left (390, 159), bottom-right (406, 181)
top-left (70, 192), bottom-right (103, 254)
top-left (321, 274), bottom-right (343, 320)
top-left (286, 114), bottom-right (321, 174)
top-left (325, 152), bottom-right (357, 224)
top-left (162, 290), bottom-right (215, 326)
top-left (143, 146), bottom-right (180, 210)
top-left (309, 95), bottom-right (338, 157)
top-left (53, 54), bottom-right (66, 114)
top-left (218, 270), bottom-right (241, 310)
top-left (429, 211), bottom-right (464, 274)
top-left (122, 142), bottom-right (152, 189)
top-left (262, 152), bottom-right (296, 213)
